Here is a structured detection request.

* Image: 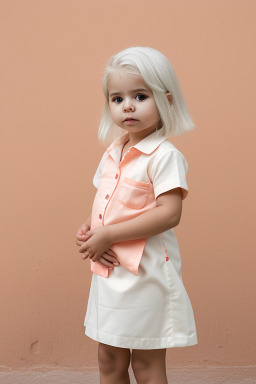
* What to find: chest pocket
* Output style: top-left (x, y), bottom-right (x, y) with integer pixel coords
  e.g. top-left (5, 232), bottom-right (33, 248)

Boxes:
top-left (118, 177), bottom-right (150, 209)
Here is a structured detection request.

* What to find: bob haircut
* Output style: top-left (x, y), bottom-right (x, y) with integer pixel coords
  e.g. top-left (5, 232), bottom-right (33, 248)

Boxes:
top-left (97, 46), bottom-right (195, 146)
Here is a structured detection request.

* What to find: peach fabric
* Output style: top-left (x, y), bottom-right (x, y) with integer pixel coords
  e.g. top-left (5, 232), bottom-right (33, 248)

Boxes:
top-left (90, 127), bottom-right (188, 278)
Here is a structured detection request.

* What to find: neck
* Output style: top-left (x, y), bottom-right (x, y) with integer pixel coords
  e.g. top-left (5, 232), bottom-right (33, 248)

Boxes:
top-left (124, 126), bottom-right (159, 146)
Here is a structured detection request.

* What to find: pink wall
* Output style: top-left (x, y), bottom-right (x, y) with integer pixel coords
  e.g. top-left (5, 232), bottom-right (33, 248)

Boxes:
top-left (1, 0), bottom-right (256, 371)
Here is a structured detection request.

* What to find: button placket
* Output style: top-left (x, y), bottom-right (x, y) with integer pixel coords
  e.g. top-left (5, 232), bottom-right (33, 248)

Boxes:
top-left (98, 170), bottom-right (120, 225)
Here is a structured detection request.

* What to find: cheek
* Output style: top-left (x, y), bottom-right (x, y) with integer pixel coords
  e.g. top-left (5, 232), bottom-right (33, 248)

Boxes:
top-left (109, 105), bottom-right (118, 120)
top-left (142, 103), bottom-right (159, 121)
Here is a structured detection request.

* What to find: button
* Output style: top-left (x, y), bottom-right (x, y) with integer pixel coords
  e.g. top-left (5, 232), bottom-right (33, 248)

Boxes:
top-left (165, 256), bottom-right (169, 261)
top-left (99, 214), bottom-right (102, 219)
top-left (105, 194), bottom-right (109, 199)
top-left (115, 173), bottom-right (118, 179)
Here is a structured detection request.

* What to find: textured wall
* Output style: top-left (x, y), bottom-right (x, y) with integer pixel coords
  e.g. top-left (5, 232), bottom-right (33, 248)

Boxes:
top-left (1, 0), bottom-right (255, 371)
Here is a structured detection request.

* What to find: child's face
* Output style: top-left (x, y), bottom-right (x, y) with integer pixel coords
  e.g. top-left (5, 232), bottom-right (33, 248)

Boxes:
top-left (107, 69), bottom-right (161, 140)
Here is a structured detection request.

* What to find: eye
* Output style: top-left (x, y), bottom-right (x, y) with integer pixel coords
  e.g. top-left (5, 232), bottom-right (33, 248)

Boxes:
top-left (135, 94), bottom-right (148, 101)
top-left (112, 96), bottom-right (123, 103)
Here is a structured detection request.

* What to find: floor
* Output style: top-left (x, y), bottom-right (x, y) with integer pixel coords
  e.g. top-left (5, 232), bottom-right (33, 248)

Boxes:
top-left (0, 365), bottom-right (256, 384)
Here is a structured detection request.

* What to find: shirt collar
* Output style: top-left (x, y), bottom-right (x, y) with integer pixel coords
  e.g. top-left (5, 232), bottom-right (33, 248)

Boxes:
top-left (107, 127), bottom-right (167, 156)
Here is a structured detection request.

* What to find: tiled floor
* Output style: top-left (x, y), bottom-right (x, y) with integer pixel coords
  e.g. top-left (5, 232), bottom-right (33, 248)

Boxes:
top-left (0, 365), bottom-right (256, 384)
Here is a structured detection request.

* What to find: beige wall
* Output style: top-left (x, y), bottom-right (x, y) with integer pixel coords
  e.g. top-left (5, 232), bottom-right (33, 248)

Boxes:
top-left (1, 0), bottom-right (255, 371)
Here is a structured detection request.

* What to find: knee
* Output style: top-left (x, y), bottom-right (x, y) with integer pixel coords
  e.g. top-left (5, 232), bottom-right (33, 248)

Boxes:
top-left (98, 344), bottom-right (115, 375)
top-left (131, 355), bottom-right (151, 383)
top-left (98, 343), bottom-right (131, 375)
top-left (131, 349), bottom-right (167, 384)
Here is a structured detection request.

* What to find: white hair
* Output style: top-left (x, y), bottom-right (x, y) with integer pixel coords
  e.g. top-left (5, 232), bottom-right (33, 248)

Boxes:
top-left (97, 46), bottom-right (195, 146)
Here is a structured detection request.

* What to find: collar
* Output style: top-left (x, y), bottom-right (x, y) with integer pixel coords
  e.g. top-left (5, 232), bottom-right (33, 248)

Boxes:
top-left (107, 127), bottom-right (167, 156)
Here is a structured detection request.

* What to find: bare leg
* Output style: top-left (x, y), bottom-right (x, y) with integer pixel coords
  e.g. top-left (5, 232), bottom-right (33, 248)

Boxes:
top-left (131, 348), bottom-right (168, 384)
top-left (98, 342), bottom-right (131, 384)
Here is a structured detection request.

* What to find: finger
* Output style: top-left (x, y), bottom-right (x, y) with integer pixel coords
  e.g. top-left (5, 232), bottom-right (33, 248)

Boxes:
top-left (76, 224), bottom-right (89, 236)
top-left (81, 223), bottom-right (89, 233)
top-left (81, 251), bottom-right (89, 260)
top-left (79, 244), bottom-right (88, 253)
top-left (102, 253), bottom-right (120, 265)
top-left (98, 256), bottom-right (114, 269)
top-left (76, 240), bottom-right (89, 247)
top-left (105, 249), bottom-right (118, 258)
top-left (76, 226), bottom-right (85, 235)
top-left (76, 238), bottom-right (87, 244)
top-left (76, 234), bottom-right (90, 241)
top-left (91, 253), bottom-right (98, 262)
top-left (104, 250), bottom-right (120, 264)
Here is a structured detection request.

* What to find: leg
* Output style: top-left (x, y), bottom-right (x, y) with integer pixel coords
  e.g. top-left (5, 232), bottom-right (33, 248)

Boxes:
top-left (131, 348), bottom-right (168, 384)
top-left (98, 342), bottom-right (131, 384)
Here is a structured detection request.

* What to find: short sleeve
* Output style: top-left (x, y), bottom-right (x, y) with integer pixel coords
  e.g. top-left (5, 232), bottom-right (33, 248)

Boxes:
top-left (149, 149), bottom-right (189, 200)
top-left (92, 150), bottom-right (108, 189)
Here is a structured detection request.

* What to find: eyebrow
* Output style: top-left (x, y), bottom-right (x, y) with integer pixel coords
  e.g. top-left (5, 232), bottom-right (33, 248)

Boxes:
top-left (109, 88), bottom-right (151, 97)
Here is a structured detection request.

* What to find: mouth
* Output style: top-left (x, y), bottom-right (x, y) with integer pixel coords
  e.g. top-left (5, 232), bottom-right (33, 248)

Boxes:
top-left (123, 118), bottom-right (138, 122)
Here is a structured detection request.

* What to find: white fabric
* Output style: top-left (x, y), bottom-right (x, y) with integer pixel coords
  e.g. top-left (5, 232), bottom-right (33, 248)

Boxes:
top-left (84, 232), bottom-right (198, 349)
top-left (149, 149), bottom-right (188, 200)
top-left (92, 150), bottom-right (108, 189)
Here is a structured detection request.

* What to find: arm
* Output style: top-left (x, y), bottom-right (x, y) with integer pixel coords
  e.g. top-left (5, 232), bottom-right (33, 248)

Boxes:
top-left (108, 188), bottom-right (183, 244)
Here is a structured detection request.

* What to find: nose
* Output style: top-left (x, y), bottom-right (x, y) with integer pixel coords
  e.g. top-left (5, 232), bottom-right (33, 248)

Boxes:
top-left (123, 101), bottom-right (135, 113)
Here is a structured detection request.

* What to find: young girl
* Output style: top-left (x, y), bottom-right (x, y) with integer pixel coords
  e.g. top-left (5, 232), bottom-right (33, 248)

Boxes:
top-left (76, 46), bottom-right (198, 384)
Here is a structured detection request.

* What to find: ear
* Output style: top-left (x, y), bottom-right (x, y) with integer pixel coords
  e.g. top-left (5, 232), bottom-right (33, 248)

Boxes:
top-left (166, 92), bottom-right (173, 105)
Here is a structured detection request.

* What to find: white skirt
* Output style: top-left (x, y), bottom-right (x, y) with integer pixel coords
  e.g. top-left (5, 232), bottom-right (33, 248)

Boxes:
top-left (84, 230), bottom-right (198, 349)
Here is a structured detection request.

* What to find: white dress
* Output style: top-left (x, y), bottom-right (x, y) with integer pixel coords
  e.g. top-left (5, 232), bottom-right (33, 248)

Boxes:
top-left (84, 129), bottom-right (198, 349)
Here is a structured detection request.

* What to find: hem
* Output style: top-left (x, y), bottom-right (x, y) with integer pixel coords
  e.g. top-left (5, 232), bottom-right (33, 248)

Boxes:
top-left (84, 322), bottom-right (198, 350)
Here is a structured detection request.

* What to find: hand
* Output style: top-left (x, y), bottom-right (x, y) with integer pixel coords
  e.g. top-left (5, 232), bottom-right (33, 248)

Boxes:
top-left (76, 222), bottom-right (91, 242)
top-left (78, 226), bottom-right (113, 263)
top-left (76, 224), bottom-right (120, 269)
